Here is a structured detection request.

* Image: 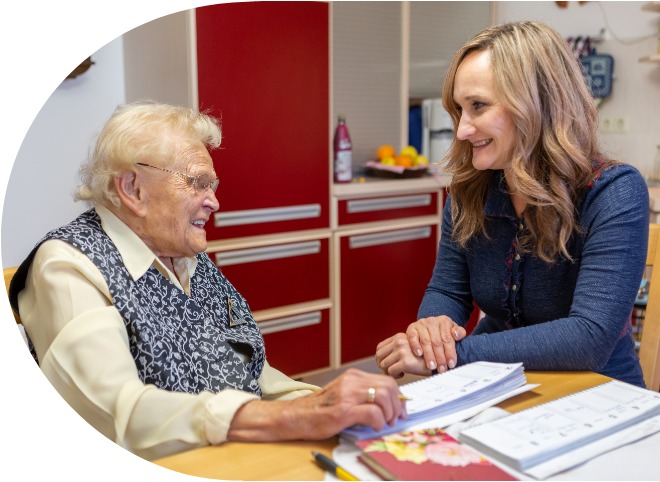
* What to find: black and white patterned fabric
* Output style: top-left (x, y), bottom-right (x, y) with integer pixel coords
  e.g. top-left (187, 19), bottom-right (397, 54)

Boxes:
top-left (12, 209), bottom-right (265, 396)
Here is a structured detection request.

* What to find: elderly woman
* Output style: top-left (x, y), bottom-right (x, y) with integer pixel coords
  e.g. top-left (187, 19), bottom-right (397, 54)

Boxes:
top-left (376, 21), bottom-right (648, 387)
top-left (9, 101), bottom-right (406, 460)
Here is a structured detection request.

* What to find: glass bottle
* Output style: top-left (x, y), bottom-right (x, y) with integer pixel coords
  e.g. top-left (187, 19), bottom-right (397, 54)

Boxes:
top-left (333, 115), bottom-right (353, 183)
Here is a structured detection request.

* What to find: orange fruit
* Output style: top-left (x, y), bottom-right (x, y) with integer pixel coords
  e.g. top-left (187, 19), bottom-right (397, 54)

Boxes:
top-left (395, 154), bottom-right (414, 168)
top-left (377, 144), bottom-right (396, 160)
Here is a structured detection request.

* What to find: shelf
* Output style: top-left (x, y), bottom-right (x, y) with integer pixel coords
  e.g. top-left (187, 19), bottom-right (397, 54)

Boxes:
top-left (642, 2), bottom-right (660, 13)
top-left (640, 54), bottom-right (660, 63)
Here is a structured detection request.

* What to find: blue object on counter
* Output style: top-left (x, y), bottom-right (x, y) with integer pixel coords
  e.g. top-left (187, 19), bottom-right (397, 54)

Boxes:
top-left (409, 105), bottom-right (422, 152)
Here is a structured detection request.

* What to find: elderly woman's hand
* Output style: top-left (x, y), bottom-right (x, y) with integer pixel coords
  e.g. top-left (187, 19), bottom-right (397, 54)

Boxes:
top-left (376, 316), bottom-right (466, 378)
top-left (227, 368), bottom-right (408, 441)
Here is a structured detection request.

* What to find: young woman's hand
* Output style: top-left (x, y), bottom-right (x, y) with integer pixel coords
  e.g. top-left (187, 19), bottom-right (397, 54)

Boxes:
top-left (376, 316), bottom-right (466, 378)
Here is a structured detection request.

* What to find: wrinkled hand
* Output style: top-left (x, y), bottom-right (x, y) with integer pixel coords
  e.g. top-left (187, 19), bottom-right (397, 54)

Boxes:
top-left (228, 368), bottom-right (408, 441)
top-left (294, 368), bottom-right (408, 439)
top-left (376, 316), bottom-right (466, 378)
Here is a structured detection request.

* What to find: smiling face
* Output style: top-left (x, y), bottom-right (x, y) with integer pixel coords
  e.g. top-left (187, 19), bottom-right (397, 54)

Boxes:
top-left (453, 49), bottom-right (516, 172)
top-left (137, 138), bottom-right (220, 262)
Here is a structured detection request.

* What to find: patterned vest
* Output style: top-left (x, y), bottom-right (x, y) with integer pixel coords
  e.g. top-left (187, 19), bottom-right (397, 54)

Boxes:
top-left (10, 209), bottom-right (265, 396)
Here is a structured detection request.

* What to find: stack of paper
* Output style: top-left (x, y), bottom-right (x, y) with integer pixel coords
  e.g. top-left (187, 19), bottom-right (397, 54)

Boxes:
top-left (458, 380), bottom-right (660, 475)
top-left (340, 361), bottom-right (527, 442)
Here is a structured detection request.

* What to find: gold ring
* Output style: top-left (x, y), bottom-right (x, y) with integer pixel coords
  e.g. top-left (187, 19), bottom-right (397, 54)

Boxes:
top-left (367, 387), bottom-right (376, 403)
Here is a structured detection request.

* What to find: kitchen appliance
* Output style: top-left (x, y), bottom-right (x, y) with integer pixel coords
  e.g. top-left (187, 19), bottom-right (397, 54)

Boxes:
top-left (421, 98), bottom-right (453, 166)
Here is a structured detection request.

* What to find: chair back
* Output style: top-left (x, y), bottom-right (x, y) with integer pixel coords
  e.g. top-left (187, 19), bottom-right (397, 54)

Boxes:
top-left (4, 266), bottom-right (20, 324)
top-left (639, 224), bottom-right (660, 391)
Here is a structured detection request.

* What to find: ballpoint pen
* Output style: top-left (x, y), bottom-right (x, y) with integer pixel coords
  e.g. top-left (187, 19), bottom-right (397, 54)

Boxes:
top-left (312, 451), bottom-right (360, 481)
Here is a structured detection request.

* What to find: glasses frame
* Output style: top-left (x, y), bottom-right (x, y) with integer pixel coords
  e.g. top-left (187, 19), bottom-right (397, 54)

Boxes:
top-left (135, 162), bottom-right (219, 193)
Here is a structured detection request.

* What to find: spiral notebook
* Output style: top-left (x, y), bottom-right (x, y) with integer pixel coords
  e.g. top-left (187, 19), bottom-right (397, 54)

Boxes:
top-left (340, 361), bottom-right (527, 442)
top-left (458, 380), bottom-right (660, 474)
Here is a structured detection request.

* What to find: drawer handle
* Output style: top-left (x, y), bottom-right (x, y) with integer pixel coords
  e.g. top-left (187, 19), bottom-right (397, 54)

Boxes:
top-left (214, 204), bottom-right (321, 227)
top-left (259, 311), bottom-right (322, 335)
top-left (347, 194), bottom-right (431, 213)
top-left (215, 241), bottom-right (321, 266)
top-left (349, 226), bottom-right (432, 249)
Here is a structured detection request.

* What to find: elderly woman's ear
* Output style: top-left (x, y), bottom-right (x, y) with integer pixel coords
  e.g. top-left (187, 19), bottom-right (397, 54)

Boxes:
top-left (114, 169), bottom-right (148, 217)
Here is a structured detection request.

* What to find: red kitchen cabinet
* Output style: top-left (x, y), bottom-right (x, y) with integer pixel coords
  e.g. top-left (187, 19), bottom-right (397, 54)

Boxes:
top-left (195, 2), bottom-right (330, 240)
top-left (339, 224), bottom-right (439, 364)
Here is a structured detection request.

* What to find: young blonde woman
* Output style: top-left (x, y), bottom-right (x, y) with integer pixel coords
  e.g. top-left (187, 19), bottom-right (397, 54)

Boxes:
top-left (376, 21), bottom-right (648, 387)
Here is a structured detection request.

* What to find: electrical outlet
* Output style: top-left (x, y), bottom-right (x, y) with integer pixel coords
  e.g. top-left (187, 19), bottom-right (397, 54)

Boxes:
top-left (614, 117), bottom-right (629, 133)
top-left (600, 116), bottom-right (629, 133)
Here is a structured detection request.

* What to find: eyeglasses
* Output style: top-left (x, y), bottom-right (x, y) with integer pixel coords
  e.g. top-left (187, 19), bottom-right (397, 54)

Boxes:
top-left (135, 162), bottom-right (219, 193)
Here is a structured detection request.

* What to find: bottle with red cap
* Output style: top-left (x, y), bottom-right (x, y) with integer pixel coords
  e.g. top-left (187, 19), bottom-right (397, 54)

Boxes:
top-left (333, 115), bottom-right (353, 183)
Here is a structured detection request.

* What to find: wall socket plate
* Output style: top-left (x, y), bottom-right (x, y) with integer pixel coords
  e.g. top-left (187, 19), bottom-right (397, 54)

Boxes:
top-left (600, 116), bottom-right (630, 133)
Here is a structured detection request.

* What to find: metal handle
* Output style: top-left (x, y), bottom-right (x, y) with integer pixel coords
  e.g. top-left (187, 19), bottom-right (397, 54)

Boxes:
top-left (216, 241), bottom-right (321, 267)
top-left (258, 311), bottom-right (322, 335)
top-left (346, 194), bottom-right (431, 213)
top-left (349, 226), bottom-right (432, 249)
top-left (214, 204), bottom-right (321, 228)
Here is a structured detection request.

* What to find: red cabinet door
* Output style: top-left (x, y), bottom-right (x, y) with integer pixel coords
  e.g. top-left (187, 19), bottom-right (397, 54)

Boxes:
top-left (340, 225), bottom-right (439, 364)
top-left (195, 2), bottom-right (330, 240)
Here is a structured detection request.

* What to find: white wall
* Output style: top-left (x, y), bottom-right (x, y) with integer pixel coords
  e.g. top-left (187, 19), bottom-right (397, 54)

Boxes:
top-left (1, 38), bottom-right (126, 267)
top-left (495, 1), bottom-right (660, 174)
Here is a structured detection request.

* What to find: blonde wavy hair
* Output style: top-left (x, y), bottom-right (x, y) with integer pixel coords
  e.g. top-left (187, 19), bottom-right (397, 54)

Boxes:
top-left (75, 101), bottom-right (222, 208)
top-left (441, 21), bottom-right (613, 262)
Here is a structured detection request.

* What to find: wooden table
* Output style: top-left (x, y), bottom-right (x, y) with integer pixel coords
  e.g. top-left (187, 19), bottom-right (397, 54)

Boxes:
top-left (153, 371), bottom-right (610, 480)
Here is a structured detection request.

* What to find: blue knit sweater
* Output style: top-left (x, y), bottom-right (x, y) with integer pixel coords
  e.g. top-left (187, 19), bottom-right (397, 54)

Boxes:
top-left (419, 165), bottom-right (648, 387)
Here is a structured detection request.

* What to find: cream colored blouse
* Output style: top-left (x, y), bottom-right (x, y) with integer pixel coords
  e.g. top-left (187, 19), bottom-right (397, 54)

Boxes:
top-left (18, 205), bottom-right (318, 460)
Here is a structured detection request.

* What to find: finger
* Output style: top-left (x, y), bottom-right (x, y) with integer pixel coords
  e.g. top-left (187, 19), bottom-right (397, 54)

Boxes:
top-left (453, 325), bottom-right (467, 340)
top-left (415, 322), bottom-right (447, 373)
top-left (406, 325), bottom-right (424, 358)
top-left (445, 324), bottom-right (466, 369)
top-left (375, 335), bottom-right (399, 369)
top-left (375, 380), bottom-right (408, 425)
top-left (388, 335), bottom-right (429, 376)
top-left (363, 383), bottom-right (400, 426)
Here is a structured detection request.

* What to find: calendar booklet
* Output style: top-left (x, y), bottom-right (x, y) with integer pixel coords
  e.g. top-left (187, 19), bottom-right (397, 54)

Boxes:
top-left (459, 380), bottom-right (660, 473)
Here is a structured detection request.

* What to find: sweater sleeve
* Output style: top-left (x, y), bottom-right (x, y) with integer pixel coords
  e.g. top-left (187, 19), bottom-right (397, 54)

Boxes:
top-left (417, 196), bottom-right (475, 324)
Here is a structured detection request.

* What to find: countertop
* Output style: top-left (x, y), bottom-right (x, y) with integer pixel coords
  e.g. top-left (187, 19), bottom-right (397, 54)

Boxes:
top-left (332, 173), bottom-right (451, 199)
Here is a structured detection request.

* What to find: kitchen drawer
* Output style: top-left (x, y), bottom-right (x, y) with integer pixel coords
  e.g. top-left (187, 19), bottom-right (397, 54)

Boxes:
top-left (260, 309), bottom-right (330, 375)
top-left (338, 192), bottom-right (439, 226)
top-left (214, 238), bottom-right (330, 312)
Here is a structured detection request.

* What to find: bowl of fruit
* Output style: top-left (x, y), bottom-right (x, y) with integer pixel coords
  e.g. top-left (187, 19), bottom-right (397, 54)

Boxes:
top-left (365, 145), bottom-right (430, 179)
